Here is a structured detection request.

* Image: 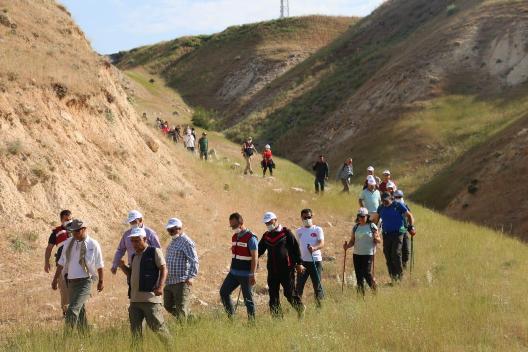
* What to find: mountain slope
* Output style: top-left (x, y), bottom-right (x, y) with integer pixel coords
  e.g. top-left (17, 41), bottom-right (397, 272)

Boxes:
top-left (114, 0), bottom-right (528, 239)
top-left (112, 16), bottom-right (357, 124)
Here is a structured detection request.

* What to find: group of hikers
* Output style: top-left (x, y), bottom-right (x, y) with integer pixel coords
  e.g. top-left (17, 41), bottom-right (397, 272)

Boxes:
top-left (156, 117), bottom-right (209, 160)
top-left (44, 164), bottom-right (416, 342)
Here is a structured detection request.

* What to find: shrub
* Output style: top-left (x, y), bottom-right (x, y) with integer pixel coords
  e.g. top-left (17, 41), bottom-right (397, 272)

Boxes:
top-left (192, 107), bottom-right (218, 130)
top-left (446, 4), bottom-right (458, 16)
top-left (105, 109), bottom-right (115, 124)
top-left (6, 139), bottom-right (22, 155)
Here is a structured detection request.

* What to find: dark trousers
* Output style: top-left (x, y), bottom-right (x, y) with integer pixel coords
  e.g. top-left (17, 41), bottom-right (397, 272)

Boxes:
top-left (314, 177), bottom-right (325, 193)
top-left (402, 233), bottom-right (410, 267)
top-left (296, 261), bottom-right (324, 306)
top-left (383, 233), bottom-right (404, 281)
top-left (353, 254), bottom-right (376, 294)
top-left (267, 269), bottom-right (303, 317)
top-left (262, 160), bottom-right (274, 176)
top-left (220, 273), bottom-right (255, 319)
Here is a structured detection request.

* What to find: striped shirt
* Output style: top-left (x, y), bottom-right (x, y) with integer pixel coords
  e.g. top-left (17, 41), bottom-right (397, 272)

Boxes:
top-left (166, 234), bottom-right (199, 285)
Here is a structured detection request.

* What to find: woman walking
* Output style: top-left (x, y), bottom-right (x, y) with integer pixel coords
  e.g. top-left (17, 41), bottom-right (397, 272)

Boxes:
top-left (337, 158), bottom-right (354, 193)
top-left (343, 208), bottom-right (381, 295)
top-left (261, 144), bottom-right (275, 177)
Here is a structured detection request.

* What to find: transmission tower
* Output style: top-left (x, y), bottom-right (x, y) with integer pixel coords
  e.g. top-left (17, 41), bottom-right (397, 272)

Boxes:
top-left (280, 0), bottom-right (289, 19)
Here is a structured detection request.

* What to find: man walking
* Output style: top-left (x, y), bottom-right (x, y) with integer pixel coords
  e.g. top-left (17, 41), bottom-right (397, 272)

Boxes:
top-left (312, 155), bottom-right (329, 194)
top-left (118, 227), bottom-right (170, 342)
top-left (220, 213), bottom-right (258, 320)
top-left (258, 212), bottom-right (305, 318)
top-left (44, 209), bottom-right (72, 316)
top-left (379, 170), bottom-right (396, 194)
top-left (359, 176), bottom-right (382, 216)
top-left (52, 219), bottom-right (104, 334)
top-left (363, 166), bottom-right (381, 189)
top-left (241, 137), bottom-right (257, 175)
top-left (372, 193), bottom-right (416, 282)
top-left (184, 130), bottom-right (196, 153)
top-left (295, 209), bottom-right (324, 307)
top-left (198, 132), bottom-right (209, 160)
top-left (164, 218), bottom-right (199, 321)
top-left (394, 190), bottom-right (412, 269)
top-left (111, 210), bottom-right (161, 275)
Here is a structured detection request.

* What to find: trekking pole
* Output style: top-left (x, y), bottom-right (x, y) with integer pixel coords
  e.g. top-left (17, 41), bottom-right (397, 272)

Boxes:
top-left (309, 245), bottom-right (322, 293)
top-left (233, 288), bottom-right (242, 314)
top-left (341, 243), bottom-right (347, 293)
top-left (410, 236), bottom-right (414, 275)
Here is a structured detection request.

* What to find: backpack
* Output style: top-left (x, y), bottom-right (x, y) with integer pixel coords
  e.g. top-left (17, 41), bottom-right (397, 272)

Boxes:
top-left (353, 222), bottom-right (376, 235)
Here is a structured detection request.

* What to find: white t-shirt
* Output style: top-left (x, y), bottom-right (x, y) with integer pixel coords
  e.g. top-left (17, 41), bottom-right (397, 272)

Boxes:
top-left (58, 235), bottom-right (104, 279)
top-left (296, 225), bottom-right (324, 262)
top-left (184, 134), bottom-right (195, 148)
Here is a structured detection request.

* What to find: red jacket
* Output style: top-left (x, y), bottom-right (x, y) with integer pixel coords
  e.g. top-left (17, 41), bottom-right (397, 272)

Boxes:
top-left (262, 150), bottom-right (273, 161)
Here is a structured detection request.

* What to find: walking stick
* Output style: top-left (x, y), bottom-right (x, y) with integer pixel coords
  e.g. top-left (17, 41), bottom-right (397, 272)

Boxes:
top-left (309, 245), bottom-right (322, 293)
top-left (410, 236), bottom-right (414, 275)
top-left (342, 243), bottom-right (347, 293)
top-left (233, 288), bottom-right (242, 314)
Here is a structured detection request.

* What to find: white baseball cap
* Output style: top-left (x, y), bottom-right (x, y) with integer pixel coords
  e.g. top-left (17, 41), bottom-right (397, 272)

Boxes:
top-left (125, 210), bottom-right (143, 224)
top-left (265, 144), bottom-right (271, 149)
top-left (394, 190), bottom-right (404, 197)
top-left (386, 181), bottom-right (396, 189)
top-left (367, 166), bottom-right (374, 172)
top-left (366, 175), bottom-right (376, 185)
top-left (357, 208), bottom-right (369, 216)
top-left (166, 218), bottom-right (183, 229)
top-left (129, 227), bottom-right (146, 238)
top-left (383, 170), bottom-right (391, 175)
top-left (262, 211), bottom-right (277, 224)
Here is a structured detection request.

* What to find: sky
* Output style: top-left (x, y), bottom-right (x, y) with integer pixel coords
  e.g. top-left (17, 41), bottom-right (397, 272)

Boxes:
top-left (60, 0), bottom-right (385, 54)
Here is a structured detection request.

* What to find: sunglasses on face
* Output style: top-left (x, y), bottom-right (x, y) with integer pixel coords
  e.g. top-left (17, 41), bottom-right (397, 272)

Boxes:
top-left (302, 215), bottom-right (312, 220)
top-left (358, 215), bottom-right (367, 218)
top-left (395, 196), bottom-right (402, 199)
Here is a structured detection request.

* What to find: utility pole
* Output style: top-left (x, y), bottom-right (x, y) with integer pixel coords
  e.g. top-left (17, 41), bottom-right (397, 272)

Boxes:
top-left (280, 0), bottom-right (289, 19)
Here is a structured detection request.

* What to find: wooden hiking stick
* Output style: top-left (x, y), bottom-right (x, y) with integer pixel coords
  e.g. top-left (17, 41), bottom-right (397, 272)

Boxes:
top-left (342, 244), bottom-right (347, 293)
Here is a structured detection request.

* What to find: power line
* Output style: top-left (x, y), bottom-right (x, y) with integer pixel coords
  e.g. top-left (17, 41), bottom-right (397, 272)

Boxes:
top-left (280, 0), bottom-right (289, 19)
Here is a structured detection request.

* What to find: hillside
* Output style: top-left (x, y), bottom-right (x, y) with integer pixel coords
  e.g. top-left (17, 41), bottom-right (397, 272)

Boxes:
top-left (114, 0), bottom-right (528, 239)
top-left (2, 2), bottom-right (528, 350)
top-left (5, 68), bottom-right (528, 351)
top-left (112, 16), bottom-right (356, 125)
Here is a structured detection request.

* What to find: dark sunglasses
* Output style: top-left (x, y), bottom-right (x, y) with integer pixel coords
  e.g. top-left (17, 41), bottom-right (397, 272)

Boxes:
top-left (302, 215), bottom-right (312, 220)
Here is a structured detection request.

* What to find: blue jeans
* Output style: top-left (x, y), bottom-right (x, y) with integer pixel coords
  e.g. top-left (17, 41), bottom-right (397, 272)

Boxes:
top-left (220, 272), bottom-right (255, 319)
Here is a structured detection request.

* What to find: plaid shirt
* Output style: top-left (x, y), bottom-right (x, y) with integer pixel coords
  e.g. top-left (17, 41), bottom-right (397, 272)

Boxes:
top-left (166, 234), bottom-right (199, 285)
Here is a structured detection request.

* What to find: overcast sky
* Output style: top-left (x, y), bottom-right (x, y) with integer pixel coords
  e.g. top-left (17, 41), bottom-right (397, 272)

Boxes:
top-left (60, 0), bottom-right (385, 54)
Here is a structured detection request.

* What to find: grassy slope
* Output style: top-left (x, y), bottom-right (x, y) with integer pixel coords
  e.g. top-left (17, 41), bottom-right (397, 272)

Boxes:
top-left (113, 16), bottom-right (355, 112)
top-left (3, 71), bottom-right (528, 351)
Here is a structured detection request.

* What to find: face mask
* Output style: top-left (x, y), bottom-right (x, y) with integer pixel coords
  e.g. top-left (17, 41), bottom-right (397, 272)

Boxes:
top-left (395, 198), bottom-right (404, 204)
top-left (266, 224), bottom-right (276, 232)
top-left (302, 219), bottom-right (313, 227)
top-left (62, 220), bottom-right (72, 227)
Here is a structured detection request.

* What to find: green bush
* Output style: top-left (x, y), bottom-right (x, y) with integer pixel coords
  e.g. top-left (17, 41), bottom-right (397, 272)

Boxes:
top-left (446, 4), bottom-right (458, 16)
top-left (192, 107), bottom-right (218, 130)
